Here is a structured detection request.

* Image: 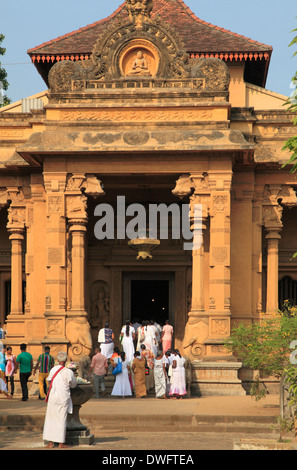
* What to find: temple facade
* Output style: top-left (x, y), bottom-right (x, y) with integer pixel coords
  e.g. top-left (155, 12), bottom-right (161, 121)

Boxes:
top-left (0, 0), bottom-right (296, 395)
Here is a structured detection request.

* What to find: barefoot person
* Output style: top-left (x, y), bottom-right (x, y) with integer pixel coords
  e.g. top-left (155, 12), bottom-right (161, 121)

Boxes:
top-left (43, 351), bottom-right (77, 448)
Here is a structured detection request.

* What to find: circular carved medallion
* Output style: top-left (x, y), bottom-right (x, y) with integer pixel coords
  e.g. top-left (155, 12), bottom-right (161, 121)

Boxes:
top-left (119, 39), bottom-right (160, 78)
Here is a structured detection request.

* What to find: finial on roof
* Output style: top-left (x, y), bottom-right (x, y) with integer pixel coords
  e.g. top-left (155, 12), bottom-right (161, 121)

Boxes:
top-left (125, 0), bottom-right (153, 28)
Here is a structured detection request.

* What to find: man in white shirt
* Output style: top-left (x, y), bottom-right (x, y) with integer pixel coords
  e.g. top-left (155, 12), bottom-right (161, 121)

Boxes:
top-left (43, 351), bottom-right (77, 448)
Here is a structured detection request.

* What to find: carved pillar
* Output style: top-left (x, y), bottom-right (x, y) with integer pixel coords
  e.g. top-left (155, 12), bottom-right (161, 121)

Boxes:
top-left (189, 192), bottom-right (208, 315)
top-left (24, 175), bottom-right (47, 321)
top-left (206, 171), bottom-right (233, 356)
top-left (68, 219), bottom-right (87, 314)
top-left (44, 173), bottom-right (68, 315)
top-left (9, 231), bottom-right (24, 315)
top-left (6, 187), bottom-right (26, 316)
top-left (262, 185), bottom-right (283, 314)
top-left (65, 174), bottom-right (105, 359)
top-left (266, 229), bottom-right (282, 313)
top-left (252, 187), bottom-right (264, 318)
top-left (172, 173), bottom-right (210, 359)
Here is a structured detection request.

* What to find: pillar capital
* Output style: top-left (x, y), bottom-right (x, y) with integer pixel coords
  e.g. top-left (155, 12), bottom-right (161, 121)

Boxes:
top-left (8, 229), bottom-right (25, 240)
top-left (68, 218), bottom-right (88, 232)
top-left (265, 228), bottom-right (282, 240)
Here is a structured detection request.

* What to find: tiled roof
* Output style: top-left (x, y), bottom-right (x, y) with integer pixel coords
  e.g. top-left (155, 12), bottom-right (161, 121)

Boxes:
top-left (28, 0), bottom-right (272, 57)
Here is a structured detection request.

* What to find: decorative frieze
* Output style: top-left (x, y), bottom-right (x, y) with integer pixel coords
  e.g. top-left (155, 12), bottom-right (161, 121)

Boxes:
top-left (60, 107), bottom-right (215, 123)
top-left (72, 78), bottom-right (205, 92)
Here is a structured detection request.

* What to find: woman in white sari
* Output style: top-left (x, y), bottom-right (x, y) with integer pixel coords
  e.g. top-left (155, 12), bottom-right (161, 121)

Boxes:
top-left (120, 321), bottom-right (135, 363)
top-left (153, 351), bottom-right (167, 398)
top-left (143, 321), bottom-right (157, 356)
top-left (169, 349), bottom-right (187, 399)
top-left (111, 352), bottom-right (132, 398)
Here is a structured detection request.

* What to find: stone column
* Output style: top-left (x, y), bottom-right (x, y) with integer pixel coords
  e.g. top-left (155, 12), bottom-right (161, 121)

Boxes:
top-left (65, 174), bottom-right (105, 360)
top-left (262, 185), bottom-right (284, 314)
top-left (189, 193), bottom-right (208, 316)
top-left (265, 228), bottom-right (282, 313)
top-left (172, 173), bottom-right (210, 359)
top-left (41, 173), bottom-right (69, 357)
top-left (6, 187), bottom-right (26, 316)
top-left (8, 230), bottom-right (24, 315)
top-left (252, 196), bottom-right (264, 318)
top-left (68, 219), bottom-right (88, 314)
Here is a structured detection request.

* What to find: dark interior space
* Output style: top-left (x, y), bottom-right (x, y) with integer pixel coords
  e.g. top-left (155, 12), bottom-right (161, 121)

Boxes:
top-left (131, 280), bottom-right (169, 325)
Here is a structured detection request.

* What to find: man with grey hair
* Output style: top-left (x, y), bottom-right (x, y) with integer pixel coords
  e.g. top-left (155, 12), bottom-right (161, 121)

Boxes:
top-left (43, 351), bottom-right (77, 448)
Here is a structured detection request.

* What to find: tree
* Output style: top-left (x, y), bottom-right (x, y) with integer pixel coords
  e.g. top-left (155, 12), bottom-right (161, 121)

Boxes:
top-left (225, 307), bottom-right (297, 399)
top-left (282, 23), bottom-right (297, 172)
top-left (0, 34), bottom-right (11, 107)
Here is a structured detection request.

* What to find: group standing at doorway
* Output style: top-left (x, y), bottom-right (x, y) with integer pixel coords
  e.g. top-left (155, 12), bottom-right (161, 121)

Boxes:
top-left (0, 318), bottom-right (184, 402)
top-left (95, 318), bottom-right (187, 399)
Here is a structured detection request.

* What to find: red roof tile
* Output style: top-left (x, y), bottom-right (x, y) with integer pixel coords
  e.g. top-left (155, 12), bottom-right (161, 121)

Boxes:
top-left (28, 0), bottom-right (272, 56)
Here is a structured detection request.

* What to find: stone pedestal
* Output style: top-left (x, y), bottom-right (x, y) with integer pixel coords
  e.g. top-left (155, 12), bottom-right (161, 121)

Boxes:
top-left (66, 384), bottom-right (94, 446)
top-left (191, 361), bottom-right (246, 396)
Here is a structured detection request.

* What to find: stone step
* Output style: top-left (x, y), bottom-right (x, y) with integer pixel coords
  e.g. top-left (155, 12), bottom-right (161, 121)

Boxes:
top-left (0, 412), bottom-right (279, 435)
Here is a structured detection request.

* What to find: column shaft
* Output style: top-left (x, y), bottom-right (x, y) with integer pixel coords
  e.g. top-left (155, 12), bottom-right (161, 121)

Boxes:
top-left (9, 232), bottom-right (24, 315)
top-left (266, 231), bottom-right (281, 313)
top-left (70, 222), bottom-right (87, 314)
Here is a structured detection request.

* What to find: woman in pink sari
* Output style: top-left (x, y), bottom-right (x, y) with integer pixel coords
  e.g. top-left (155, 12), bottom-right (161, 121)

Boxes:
top-left (161, 320), bottom-right (173, 353)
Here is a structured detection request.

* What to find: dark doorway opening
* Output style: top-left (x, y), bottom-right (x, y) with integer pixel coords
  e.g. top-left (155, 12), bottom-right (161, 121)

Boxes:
top-left (279, 276), bottom-right (297, 310)
top-left (4, 280), bottom-right (26, 320)
top-left (131, 280), bottom-right (169, 325)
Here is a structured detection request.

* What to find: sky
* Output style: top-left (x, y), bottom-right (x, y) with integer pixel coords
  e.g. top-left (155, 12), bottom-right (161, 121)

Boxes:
top-left (1, 0), bottom-right (297, 103)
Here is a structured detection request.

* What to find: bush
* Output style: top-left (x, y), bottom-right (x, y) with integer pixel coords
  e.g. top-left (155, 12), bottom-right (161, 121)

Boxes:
top-left (225, 305), bottom-right (297, 398)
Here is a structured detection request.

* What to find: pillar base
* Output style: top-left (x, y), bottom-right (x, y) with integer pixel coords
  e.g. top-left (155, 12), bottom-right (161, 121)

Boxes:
top-left (191, 361), bottom-right (246, 396)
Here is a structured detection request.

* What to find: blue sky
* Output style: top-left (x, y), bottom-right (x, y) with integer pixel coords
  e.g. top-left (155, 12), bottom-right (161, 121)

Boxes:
top-left (1, 0), bottom-right (296, 103)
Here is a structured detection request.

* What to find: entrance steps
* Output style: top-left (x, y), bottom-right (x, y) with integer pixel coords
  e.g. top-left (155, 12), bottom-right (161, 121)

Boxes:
top-left (83, 413), bottom-right (279, 435)
top-left (0, 404), bottom-right (279, 436)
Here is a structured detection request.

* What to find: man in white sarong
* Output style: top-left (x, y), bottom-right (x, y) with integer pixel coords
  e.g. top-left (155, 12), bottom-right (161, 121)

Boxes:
top-left (43, 351), bottom-right (77, 448)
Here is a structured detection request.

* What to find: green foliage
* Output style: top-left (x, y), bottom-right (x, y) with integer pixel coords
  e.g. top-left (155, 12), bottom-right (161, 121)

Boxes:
top-left (0, 34), bottom-right (11, 107)
top-left (285, 366), bottom-right (297, 404)
top-left (282, 23), bottom-right (297, 172)
top-left (225, 309), bottom-right (297, 381)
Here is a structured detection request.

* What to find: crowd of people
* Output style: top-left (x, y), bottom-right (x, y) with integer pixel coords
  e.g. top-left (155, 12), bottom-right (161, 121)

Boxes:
top-left (0, 317), bottom-right (186, 402)
top-left (0, 319), bottom-right (186, 448)
top-left (95, 318), bottom-right (187, 400)
top-left (0, 342), bottom-right (36, 400)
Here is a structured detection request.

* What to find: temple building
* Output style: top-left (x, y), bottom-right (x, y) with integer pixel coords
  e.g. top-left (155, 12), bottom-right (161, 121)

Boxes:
top-left (0, 0), bottom-right (296, 395)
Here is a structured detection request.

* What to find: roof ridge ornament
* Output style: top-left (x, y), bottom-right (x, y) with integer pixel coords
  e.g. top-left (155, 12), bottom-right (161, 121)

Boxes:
top-left (126, 0), bottom-right (154, 29)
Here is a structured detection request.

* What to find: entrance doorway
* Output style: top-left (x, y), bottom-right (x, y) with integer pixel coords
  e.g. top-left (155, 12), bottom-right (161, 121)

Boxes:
top-left (131, 280), bottom-right (169, 324)
top-left (123, 272), bottom-right (175, 326)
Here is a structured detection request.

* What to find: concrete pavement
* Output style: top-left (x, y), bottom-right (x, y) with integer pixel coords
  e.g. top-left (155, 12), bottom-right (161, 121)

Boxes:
top-left (0, 393), bottom-right (287, 450)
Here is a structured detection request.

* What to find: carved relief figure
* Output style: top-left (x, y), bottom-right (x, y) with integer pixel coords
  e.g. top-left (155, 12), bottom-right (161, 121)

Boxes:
top-left (183, 319), bottom-right (208, 360)
top-left (89, 281), bottom-right (110, 347)
top-left (126, 0), bottom-right (153, 23)
top-left (128, 50), bottom-right (152, 76)
top-left (66, 317), bottom-right (93, 360)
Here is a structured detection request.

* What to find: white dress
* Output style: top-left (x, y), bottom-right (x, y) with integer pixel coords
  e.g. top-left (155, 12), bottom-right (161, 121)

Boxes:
top-left (121, 326), bottom-right (135, 363)
top-left (99, 328), bottom-right (114, 359)
top-left (43, 366), bottom-right (77, 444)
top-left (111, 359), bottom-right (132, 397)
top-left (144, 325), bottom-right (157, 356)
top-left (169, 355), bottom-right (187, 397)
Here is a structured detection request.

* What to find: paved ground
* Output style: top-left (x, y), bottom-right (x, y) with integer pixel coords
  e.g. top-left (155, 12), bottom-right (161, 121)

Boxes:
top-left (0, 428), bottom-right (279, 451)
top-left (0, 393), bottom-right (284, 451)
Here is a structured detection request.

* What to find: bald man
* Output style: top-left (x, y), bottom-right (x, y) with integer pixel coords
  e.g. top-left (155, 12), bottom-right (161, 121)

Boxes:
top-left (43, 351), bottom-right (77, 448)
